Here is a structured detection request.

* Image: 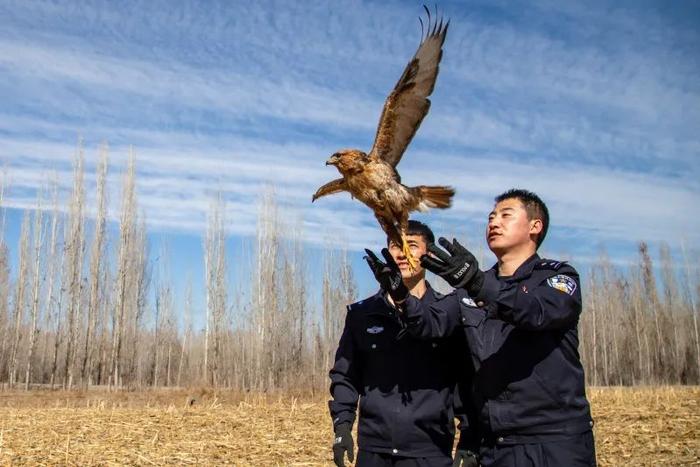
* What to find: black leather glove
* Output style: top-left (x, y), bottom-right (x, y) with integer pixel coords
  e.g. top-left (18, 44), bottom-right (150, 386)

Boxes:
top-left (332, 423), bottom-right (354, 467)
top-left (364, 248), bottom-right (409, 304)
top-left (452, 448), bottom-right (479, 467)
top-left (420, 237), bottom-right (484, 296)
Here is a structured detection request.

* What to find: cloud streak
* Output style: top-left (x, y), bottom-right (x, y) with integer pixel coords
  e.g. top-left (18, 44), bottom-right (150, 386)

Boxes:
top-left (0, 0), bottom-right (698, 267)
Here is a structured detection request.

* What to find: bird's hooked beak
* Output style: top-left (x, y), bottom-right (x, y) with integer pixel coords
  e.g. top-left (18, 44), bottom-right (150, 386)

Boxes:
top-left (326, 153), bottom-right (340, 166)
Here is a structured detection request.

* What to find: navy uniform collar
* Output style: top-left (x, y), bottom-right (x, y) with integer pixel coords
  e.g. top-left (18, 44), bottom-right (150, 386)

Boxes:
top-left (489, 253), bottom-right (541, 281)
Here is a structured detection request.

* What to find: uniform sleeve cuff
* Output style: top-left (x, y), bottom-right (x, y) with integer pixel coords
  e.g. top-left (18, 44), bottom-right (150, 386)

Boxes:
top-left (472, 274), bottom-right (500, 309)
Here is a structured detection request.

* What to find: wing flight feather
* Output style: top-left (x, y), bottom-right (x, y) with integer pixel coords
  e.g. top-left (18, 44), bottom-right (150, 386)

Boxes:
top-left (369, 9), bottom-right (449, 167)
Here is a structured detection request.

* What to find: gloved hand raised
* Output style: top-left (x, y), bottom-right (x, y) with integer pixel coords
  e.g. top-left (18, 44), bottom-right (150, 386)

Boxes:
top-left (364, 248), bottom-right (409, 305)
top-left (420, 237), bottom-right (484, 296)
top-left (332, 423), bottom-right (354, 467)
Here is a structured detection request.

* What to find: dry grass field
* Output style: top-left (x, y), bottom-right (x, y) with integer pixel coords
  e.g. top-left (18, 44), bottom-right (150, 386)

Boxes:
top-left (0, 387), bottom-right (697, 466)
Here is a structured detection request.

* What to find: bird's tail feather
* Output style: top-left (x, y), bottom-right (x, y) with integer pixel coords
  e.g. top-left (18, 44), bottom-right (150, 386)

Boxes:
top-left (412, 185), bottom-right (455, 211)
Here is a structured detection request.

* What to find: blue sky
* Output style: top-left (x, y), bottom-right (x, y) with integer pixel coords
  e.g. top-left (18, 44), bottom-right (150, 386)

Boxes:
top-left (1, 0), bottom-right (699, 316)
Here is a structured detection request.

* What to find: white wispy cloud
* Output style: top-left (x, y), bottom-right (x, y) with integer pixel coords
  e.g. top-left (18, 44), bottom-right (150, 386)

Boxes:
top-left (0, 0), bottom-right (698, 268)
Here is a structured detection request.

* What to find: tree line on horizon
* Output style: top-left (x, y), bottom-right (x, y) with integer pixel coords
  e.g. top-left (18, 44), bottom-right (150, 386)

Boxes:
top-left (0, 146), bottom-right (698, 391)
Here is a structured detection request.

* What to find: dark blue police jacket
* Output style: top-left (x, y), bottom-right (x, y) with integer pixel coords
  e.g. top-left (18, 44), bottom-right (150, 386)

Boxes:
top-left (402, 255), bottom-right (594, 444)
top-left (329, 283), bottom-right (475, 457)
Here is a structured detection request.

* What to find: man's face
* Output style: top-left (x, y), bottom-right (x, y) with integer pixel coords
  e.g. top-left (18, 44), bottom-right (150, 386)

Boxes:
top-left (388, 234), bottom-right (428, 280)
top-left (486, 198), bottom-right (541, 255)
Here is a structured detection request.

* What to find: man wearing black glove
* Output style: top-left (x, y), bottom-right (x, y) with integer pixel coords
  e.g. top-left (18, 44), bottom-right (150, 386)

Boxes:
top-left (402, 189), bottom-right (597, 467)
top-left (333, 423), bottom-right (354, 467)
top-left (329, 220), bottom-right (477, 467)
top-left (363, 248), bottom-right (409, 305)
top-left (421, 237), bottom-right (484, 297)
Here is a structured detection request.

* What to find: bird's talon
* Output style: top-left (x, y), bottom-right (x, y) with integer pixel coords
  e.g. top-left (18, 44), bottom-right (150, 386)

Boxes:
top-left (402, 239), bottom-right (418, 272)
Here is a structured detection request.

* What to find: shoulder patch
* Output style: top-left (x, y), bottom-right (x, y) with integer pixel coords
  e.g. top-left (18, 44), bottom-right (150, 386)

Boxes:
top-left (547, 274), bottom-right (577, 295)
top-left (461, 296), bottom-right (477, 307)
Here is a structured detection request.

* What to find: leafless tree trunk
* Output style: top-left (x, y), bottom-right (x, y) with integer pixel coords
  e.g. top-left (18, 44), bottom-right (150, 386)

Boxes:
top-left (639, 242), bottom-right (663, 383)
top-left (81, 145), bottom-right (108, 387)
top-left (39, 185), bottom-right (60, 386)
top-left (681, 242), bottom-right (700, 382)
top-left (49, 225), bottom-right (66, 389)
top-left (110, 151), bottom-right (137, 389)
top-left (9, 213), bottom-right (30, 387)
top-left (0, 180), bottom-right (9, 383)
top-left (321, 247), bottom-right (356, 375)
top-left (589, 269), bottom-right (599, 386)
top-left (152, 247), bottom-right (173, 388)
top-left (62, 144), bottom-right (86, 389)
top-left (25, 196), bottom-right (45, 390)
top-left (204, 194), bottom-right (228, 386)
top-left (0, 242), bottom-right (9, 383)
top-left (177, 280), bottom-right (192, 387)
top-left (129, 218), bottom-right (149, 388)
top-left (659, 244), bottom-right (682, 381)
top-left (252, 189), bottom-right (280, 390)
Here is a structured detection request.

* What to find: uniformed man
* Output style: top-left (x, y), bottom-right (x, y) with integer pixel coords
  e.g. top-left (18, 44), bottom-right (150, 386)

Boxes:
top-left (329, 220), bottom-right (478, 467)
top-left (367, 189), bottom-right (596, 466)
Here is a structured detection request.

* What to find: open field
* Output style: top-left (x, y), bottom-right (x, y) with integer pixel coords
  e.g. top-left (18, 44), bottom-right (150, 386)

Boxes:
top-left (0, 387), bottom-right (698, 466)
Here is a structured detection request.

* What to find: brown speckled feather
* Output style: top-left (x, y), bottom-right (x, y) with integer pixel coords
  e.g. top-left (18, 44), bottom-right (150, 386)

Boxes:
top-left (370, 10), bottom-right (449, 167)
top-left (312, 9), bottom-right (455, 265)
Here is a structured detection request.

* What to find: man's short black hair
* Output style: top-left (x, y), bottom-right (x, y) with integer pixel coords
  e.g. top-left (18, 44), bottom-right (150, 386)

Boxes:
top-left (387, 220), bottom-right (435, 245)
top-left (495, 189), bottom-right (549, 248)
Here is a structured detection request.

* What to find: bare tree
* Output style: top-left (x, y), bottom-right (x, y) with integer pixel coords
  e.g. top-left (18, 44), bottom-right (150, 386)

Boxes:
top-left (128, 217), bottom-right (150, 387)
top-left (320, 246), bottom-right (357, 382)
top-left (8, 213), bottom-right (31, 387)
top-left (62, 143), bottom-right (86, 389)
top-left (204, 193), bottom-right (228, 386)
top-left (25, 194), bottom-right (45, 389)
top-left (110, 150), bottom-right (137, 388)
top-left (152, 243), bottom-right (175, 388)
top-left (680, 241), bottom-right (700, 382)
top-left (176, 280), bottom-right (193, 387)
top-left (0, 179), bottom-right (10, 383)
top-left (251, 189), bottom-right (280, 390)
top-left (39, 183), bottom-right (61, 385)
top-left (0, 241), bottom-right (9, 383)
top-left (81, 144), bottom-right (109, 387)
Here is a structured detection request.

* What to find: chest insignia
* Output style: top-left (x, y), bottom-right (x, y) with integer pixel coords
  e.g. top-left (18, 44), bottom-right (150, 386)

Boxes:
top-left (547, 275), bottom-right (577, 296)
top-left (366, 326), bottom-right (384, 334)
top-left (461, 296), bottom-right (477, 307)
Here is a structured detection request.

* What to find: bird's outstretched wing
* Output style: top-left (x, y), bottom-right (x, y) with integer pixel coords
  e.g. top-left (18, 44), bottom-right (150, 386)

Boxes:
top-left (369, 6), bottom-right (449, 167)
top-left (312, 178), bottom-right (348, 202)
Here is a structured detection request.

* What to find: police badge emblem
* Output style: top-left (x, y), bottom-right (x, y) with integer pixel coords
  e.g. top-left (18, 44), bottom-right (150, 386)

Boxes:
top-left (547, 275), bottom-right (577, 295)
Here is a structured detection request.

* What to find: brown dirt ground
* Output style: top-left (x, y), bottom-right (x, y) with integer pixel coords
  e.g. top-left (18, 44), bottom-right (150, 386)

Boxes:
top-left (0, 386), bottom-right (697, 466)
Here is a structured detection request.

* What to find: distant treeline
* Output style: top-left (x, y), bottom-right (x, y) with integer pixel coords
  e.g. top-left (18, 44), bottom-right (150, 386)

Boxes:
top-left (0, 146), bottom-right (698, 390)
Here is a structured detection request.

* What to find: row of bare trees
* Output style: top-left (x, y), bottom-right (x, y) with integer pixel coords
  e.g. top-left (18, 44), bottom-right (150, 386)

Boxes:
top-left (0, 145), bottom-right (698, 390)
top-left (579, 243), bottom-right (700, 385)
top-left (0, 145), bottom-right (356, 391)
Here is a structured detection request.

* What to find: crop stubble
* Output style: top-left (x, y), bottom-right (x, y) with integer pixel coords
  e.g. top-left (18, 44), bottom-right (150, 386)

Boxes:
top-left (0, 387), bottom-right (697, 466)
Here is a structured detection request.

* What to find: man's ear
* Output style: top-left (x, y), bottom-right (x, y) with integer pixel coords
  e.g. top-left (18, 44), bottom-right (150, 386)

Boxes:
top-left (530, 219), bottom-right (543, 236)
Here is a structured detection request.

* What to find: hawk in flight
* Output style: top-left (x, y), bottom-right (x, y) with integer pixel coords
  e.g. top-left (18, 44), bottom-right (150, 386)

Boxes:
top-left (312, 7), bottom-right (454, 269)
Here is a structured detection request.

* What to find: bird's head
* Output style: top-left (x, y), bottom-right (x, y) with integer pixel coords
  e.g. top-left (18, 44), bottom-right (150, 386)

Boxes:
top-left (326, 149), bottom-right (367, 175)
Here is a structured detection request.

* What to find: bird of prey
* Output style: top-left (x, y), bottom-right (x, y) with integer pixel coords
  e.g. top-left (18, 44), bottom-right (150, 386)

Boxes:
top-left (312, 7), bottom-right (455, 269)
